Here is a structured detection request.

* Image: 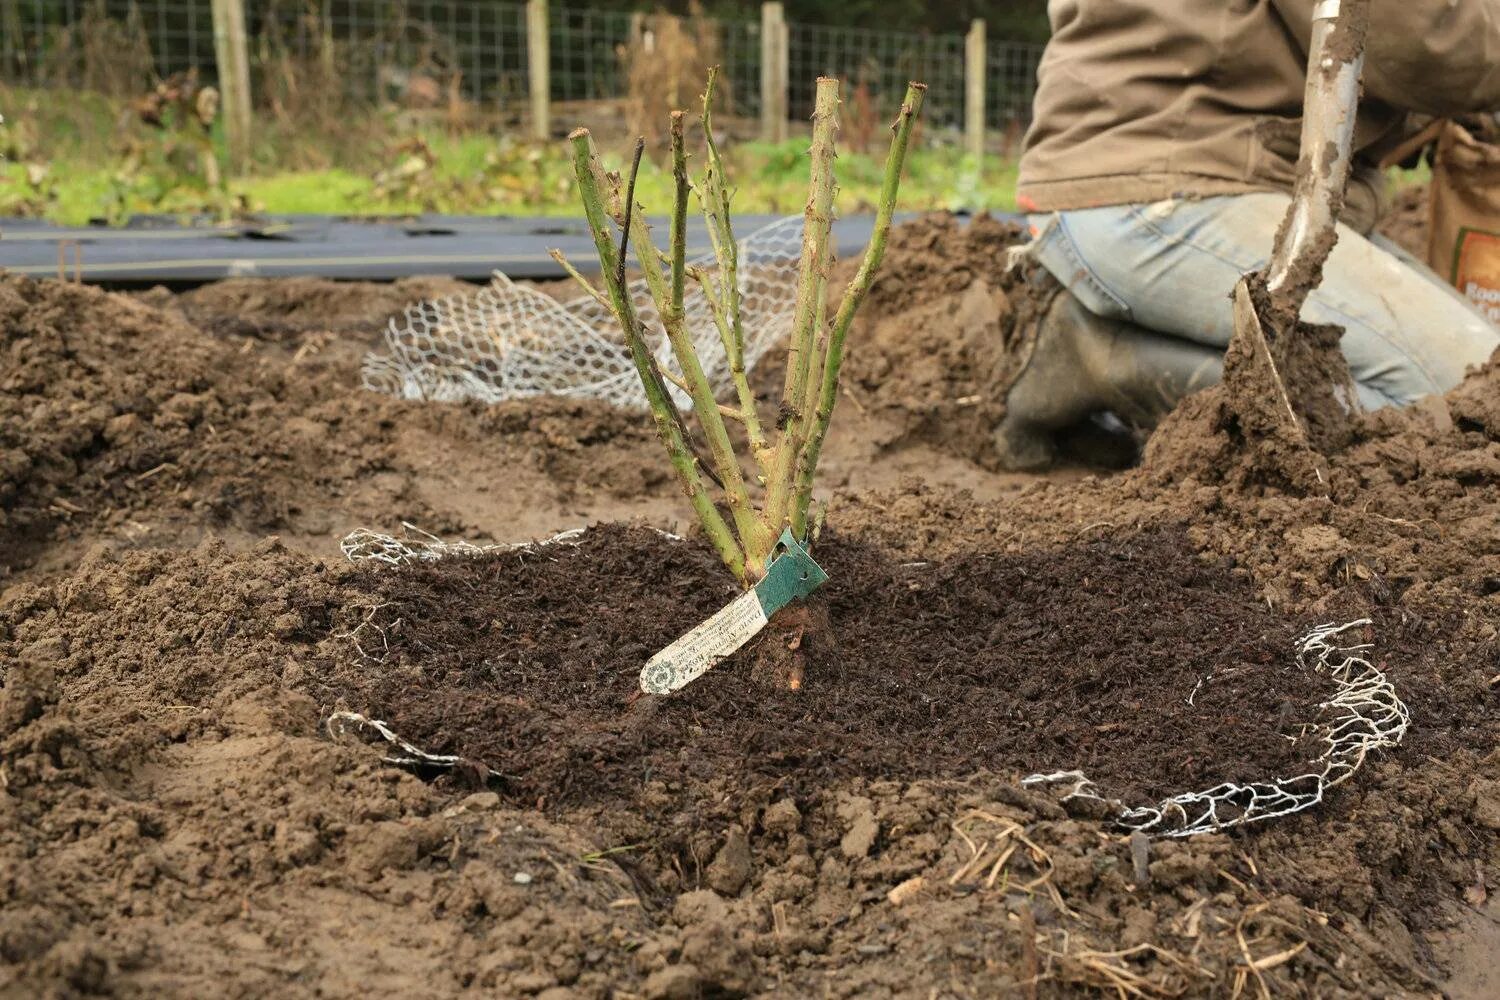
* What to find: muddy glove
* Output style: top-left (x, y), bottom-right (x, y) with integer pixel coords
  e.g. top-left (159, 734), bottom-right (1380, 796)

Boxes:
top-left (993, 289), bottom-right (1223, 471)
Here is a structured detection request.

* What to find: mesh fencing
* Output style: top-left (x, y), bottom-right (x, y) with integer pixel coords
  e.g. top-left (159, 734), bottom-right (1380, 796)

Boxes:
top-left (1, 0), bottom-right (529, 107)
top-left (1024, 619), bottom-right (1409, 838)
top-left (787, 21), bottom-right (965, 130)
top-left (360, 215), bottom-right (804, 409)
top-left (3, 0), bottom-right (209, 89)
top-left (3, 2), bottom-right (1042, 136)
top-left (547, 5), bottom-right (631, 105)
top-left (986, 38), bottom-right (1047, 136)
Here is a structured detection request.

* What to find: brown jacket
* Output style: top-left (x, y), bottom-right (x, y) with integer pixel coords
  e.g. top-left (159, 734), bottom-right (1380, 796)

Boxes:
top-left (1017, 1), bottom-right (1500, 232)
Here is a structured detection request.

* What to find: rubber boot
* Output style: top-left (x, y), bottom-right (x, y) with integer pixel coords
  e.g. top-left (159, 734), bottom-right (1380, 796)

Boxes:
top-left (993, 289), bottom-right (1224, 471)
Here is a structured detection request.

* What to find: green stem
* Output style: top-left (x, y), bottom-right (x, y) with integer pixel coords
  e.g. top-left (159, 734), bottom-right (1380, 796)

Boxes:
top-left (797, 237), bottom-right (837, 466)
top-left (699, 67), bottom-right (767, 462)
top-left (549, 248), bottom-right (610, 308)
top-left (762, 76), bottom-right (841, 542)
top-left (623, 114), bottom-right (769, 573)
top-left (685, 263), bottom-right (769, 473)
top-left (669, 114), bottom-right (688, 323)
top-left (610, 141), bottom-right (714, 488)
top-left (567, 128), bottom-right (746, 581)
top-left (791, 83), bottom-right (925, 537)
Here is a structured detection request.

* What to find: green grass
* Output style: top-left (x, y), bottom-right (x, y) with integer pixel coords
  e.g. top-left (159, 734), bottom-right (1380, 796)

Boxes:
top-left (2, 90), bottom-right (1021, 225)
top-left (0, 85), bottom-right (1434, 228)
top-left (238, 168), bottom-right (376, 216)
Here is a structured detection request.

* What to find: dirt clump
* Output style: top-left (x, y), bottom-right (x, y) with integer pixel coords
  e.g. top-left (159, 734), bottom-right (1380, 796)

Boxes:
top-left (1174, 346), bottom-right (1500, 609)
top-left (829, 212), bottom-right (1034, 466)
top-left (0, 275), bottom-right (667, 580)
top-left (841, 341), bottom-right (1500, 617)
top-left (1142, 275), bottom-right (1361, 493)
top-left (170, 274), bottom-right (477, 339)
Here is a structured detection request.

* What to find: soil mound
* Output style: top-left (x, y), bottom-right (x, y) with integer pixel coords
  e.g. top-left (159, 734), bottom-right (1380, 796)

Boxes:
top-left (1153, 344), bottom-right (1500, 607)
top-left (842, 344), bottom-right (1500, 621)
top-left (2, 524), bottom-right (1348, 814)
top-left (832, 213), bottom-right (1032, 466)
top-left (0, 275), bottom-right (664, 579)
top-left (173, 274), bottom-right (477, 339)
top-left (4, 263), bottom-right (1036, 585)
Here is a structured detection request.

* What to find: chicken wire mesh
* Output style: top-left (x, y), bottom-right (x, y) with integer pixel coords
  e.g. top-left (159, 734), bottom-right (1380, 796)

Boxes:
top-left (339, 522), bottom-right (585, 566)
top-left (326, 710), bottom-right (481, 776)
top-left (1024, 618), bottom-right (1408, 838)
top-left (359, 215), bottom-right (804, 408)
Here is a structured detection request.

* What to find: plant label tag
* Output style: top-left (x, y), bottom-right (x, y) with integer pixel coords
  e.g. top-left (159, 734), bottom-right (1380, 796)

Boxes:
top-left (639, 529), bottom-right (828, 694)
top-left (639, 588), bottom-right (768, 694)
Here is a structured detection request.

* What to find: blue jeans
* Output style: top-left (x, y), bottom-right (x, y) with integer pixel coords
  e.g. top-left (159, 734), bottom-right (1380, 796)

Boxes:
top-left (1026, 193), bottom-right (1499, 408)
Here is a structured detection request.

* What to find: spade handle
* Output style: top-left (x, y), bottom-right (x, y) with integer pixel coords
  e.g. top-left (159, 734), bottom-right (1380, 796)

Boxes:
top-left (1263, 0), bottom-right (1371, 317)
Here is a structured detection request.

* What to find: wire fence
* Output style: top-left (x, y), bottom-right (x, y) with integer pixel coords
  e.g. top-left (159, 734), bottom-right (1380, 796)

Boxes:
top-left (1, 0), bottom-right (1044, 137)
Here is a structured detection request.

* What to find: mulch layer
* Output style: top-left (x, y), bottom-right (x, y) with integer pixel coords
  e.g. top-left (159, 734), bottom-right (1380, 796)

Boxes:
top-left (345, 524), bottom-right (1333, 811)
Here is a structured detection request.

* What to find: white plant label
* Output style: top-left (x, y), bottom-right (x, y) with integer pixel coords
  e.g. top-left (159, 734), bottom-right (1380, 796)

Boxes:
top-left (639, 588), bottom-right (769, 694)
top-left (639, 528), bottom-right (829, 695)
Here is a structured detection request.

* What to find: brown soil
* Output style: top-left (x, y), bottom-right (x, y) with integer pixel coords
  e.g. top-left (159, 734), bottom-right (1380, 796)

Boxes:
top-left (337, 523), bottom-right (1332, 809)
top-left (171, 275), bottom-right (480, 338)
top-left (2, 269), bottom-right (1049, 584)
top-left (828, 212), bottom-right (1036, 469)
top-left (1143, 274), bottom-right (1361, 494)
top-left (0, 274), bottom-right (675, 581)
top-left (3, 224), bottom-right (1499, 998)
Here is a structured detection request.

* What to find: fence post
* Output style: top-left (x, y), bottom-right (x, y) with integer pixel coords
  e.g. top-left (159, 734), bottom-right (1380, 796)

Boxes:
top-left (526, 0), bottom-right (550, 140)
top-left (760, 2), bottom-right (787, 142)
top-left (209, 0), bottom-right (253, 173)
top-left (965, 19), bottom-right (986, 159)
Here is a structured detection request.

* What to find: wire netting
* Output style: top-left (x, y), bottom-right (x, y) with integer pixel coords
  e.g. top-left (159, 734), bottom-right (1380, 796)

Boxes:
top-left (1024, 619), bottom-right (1409, 838)
top-left (2, 0), bottom-right (531, 108)
top-left (339, 521), bottom-right (584, 566)
top-left (786, 21), bottom-right (965, 129)
top-left (547, 5), bottom-right (630, 104)
top-left (3, 2), bottom-right (1042, 135)
top-left (3, 0), bottom-right (202, 92)
top-left (360, 215), bottom-right (804, 408)
top-left (986, 39), bottom-right (1046, 133)
top-left (256, 0), bottom-right (530, 108)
